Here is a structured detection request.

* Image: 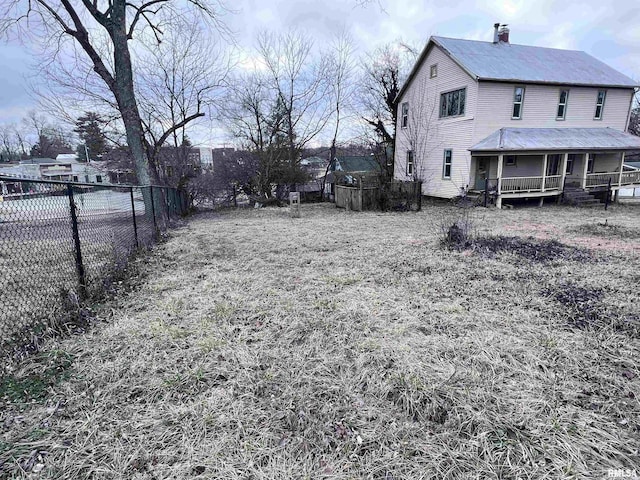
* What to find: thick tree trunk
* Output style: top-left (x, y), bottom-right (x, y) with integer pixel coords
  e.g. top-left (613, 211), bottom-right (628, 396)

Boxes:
top-left (109, 0), bottom-right (160, 187)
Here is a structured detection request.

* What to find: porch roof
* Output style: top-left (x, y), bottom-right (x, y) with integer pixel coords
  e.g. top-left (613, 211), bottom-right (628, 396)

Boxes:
top-left (470, 127), bottom-right (640, 153)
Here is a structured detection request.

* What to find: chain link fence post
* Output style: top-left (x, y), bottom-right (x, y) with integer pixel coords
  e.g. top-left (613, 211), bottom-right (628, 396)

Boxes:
top-left (130, 187), bottom-right (139, 248)
top-left (66, 184), bottom-right (87, 299)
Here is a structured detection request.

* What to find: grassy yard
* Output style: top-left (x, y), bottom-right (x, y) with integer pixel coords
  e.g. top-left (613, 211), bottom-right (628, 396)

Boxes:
top-left (1, 202), bottom-right (639, 479)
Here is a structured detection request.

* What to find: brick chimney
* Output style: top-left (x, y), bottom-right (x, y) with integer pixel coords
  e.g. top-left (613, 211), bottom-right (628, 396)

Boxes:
top-left (493, 23), bottom-right (500, 43)
top-left (498, 25), bottom-right (510, 43)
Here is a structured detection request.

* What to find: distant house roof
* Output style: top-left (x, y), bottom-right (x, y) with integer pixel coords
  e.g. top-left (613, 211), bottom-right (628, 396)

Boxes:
top-left (399, 36), bottom-right (637, 101)
top-left (19, 158), bottom-right (58, 165)
top-left (470, 128), bottom-right (640, 152)
top-left (333, 156), bottom-right (380, 173)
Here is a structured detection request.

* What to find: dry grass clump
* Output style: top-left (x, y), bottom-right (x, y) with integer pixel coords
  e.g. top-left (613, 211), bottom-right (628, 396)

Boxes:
top-left (1, 203), bottom-right (639, 479)
top-left (572, 221), bottom-right (640, 239)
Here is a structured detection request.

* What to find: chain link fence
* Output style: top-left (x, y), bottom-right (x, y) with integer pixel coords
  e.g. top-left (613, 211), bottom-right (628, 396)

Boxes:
top-left (0, 177), bottom-right (189, 368)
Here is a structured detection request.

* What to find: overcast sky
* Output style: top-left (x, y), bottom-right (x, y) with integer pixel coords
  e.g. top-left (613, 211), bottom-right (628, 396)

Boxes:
top-left (1, 0), bottom-right (639, 144)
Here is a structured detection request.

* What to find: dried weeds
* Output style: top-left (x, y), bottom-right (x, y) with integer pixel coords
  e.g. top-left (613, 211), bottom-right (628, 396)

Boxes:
top-left (1, 204), bottom-right (639, 479)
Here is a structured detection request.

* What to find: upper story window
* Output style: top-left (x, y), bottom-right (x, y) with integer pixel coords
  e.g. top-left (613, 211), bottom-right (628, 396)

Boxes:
top-left (557, 89), bottom-right (569, 120)
top-left (512, 86), bottom-right (525, 119)
top-left (406, 150), bottom-right (414, 176)
top-left (401, 102), bottom-right (409, 128)
top-left (443, 149), bottom-right (452, 179)
top-left (594, 90), bottom-right (606, 119)
top-left (439, 88), bottom-right (466, 118)
top-left (430, 64), bottom-right (438, 78)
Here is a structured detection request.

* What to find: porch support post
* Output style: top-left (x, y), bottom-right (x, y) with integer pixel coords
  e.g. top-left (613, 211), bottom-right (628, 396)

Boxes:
top-left (541, 154), bottom-right (548, 192)
top-left (581, 153), bottom-right (589, 189)
top-left (560, 153), bottom-right (568, 190)
top-left (496, 154), bottom-right (504, 209)
top-left (618, 151), bottom-right (625, 187)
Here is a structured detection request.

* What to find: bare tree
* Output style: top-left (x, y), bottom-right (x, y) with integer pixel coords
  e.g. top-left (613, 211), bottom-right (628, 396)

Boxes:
top-left (358, 41), bottom-right (418, 175)
top-left (1, 0), bottom-right (229, 187)
top-left (136, 15), bottom-right (231, 160)
top-left (320, 32), bottom-right (357, 200)
top-left (221, 72), bottom-right (294, 199)
top-left (257, 30), bottom-right (332, 172)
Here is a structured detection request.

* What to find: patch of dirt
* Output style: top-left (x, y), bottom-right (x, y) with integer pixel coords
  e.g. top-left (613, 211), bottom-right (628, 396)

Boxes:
top-left (451, 235), bottom-right (592, 263)
top-left (543, 282), bottom-right (640, 337)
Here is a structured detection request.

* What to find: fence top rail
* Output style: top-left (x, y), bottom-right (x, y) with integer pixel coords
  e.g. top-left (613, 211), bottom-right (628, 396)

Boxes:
top-left (586, 172), bottom-right (618, 176)
top-left (0, 175), bottom-right (174, 190)
top-left (501, 176), bottom-right (544, 180)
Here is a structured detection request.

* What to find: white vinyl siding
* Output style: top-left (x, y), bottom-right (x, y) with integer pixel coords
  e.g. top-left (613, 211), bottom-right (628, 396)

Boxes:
top-left (474, 83), bottom-right (633, 144)
top-left (394, 43), bottom-right (477, 198)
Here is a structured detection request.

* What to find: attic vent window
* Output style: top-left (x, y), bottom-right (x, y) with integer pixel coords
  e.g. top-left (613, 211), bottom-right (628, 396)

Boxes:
top-left (430, 64), bottom-right (438, 78)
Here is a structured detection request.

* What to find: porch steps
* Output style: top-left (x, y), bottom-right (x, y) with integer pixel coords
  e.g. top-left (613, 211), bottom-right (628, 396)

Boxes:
top-left (562, 187), bottom-right (602, 207)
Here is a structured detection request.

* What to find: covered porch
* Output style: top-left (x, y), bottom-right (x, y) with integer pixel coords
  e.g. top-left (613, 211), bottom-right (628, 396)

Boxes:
top-left (469, 128), bottom-right (640, 208)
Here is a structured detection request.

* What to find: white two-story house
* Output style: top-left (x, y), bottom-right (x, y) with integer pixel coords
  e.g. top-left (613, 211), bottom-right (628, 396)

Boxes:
top-left (394, 24), bottom-right (640, 207)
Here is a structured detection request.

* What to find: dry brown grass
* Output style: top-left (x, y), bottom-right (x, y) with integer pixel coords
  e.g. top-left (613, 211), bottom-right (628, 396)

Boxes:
top-left (1, 202), bottom-right (639, 479)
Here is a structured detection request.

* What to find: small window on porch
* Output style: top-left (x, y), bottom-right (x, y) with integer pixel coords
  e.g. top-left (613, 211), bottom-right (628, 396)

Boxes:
top-left (587, 153), bottom-right (595, 174)
top-left (566, 154), bottom-right (577, 175)
top-left (505, 155), bottom-right (516, 166)
top-left (443, 149), bottom-right (452, 179)
top-left (478, 158), bottom-right (487, 173)
top-left (406, 150), bottom-right (414, 176)
top-left (557, 89), bottom-right (569, 120)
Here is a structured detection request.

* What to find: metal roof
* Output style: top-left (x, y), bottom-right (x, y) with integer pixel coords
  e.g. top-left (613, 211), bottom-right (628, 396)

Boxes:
top-left (333, 156), bottom-right (381, 173)
top-left (470, 128), bottom-right (640, 152)
top-left (433, 37), bottom-right (638, 88)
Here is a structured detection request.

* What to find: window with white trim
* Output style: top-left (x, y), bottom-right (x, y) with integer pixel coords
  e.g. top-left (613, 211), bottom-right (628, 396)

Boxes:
top-left (557, 89), bottom-right (569, 120)
top-left (96, 175), bottom-right (103, 183)
top-left (587, 153), bottom-right (595, 173)
top-left (594, 90), bottom-right (606, 119)
top-left (401, 102), bottom-right (409, 128)
top-left (512, 86), bottom-right (525, 119)
top-left (443, 149), bottom-right (452, 179)
top-left (430, 64), bottom-right (438, 78)
top-left (439, 88), bottom-right (466, 118)
top-left (505, 155), bottom-right (516, 166)
top-left (406, 151), bottom-right (414, 176)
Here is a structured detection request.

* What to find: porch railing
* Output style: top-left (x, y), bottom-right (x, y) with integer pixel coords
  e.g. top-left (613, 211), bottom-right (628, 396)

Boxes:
top-left (543, 175), bottom-right (562, 190)
top-left (586, 173), bottom-right (619, 188)
top-left (500, 175), bottom-right (562, 194)
top-left (620, 170), bottom-right (640, 186)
